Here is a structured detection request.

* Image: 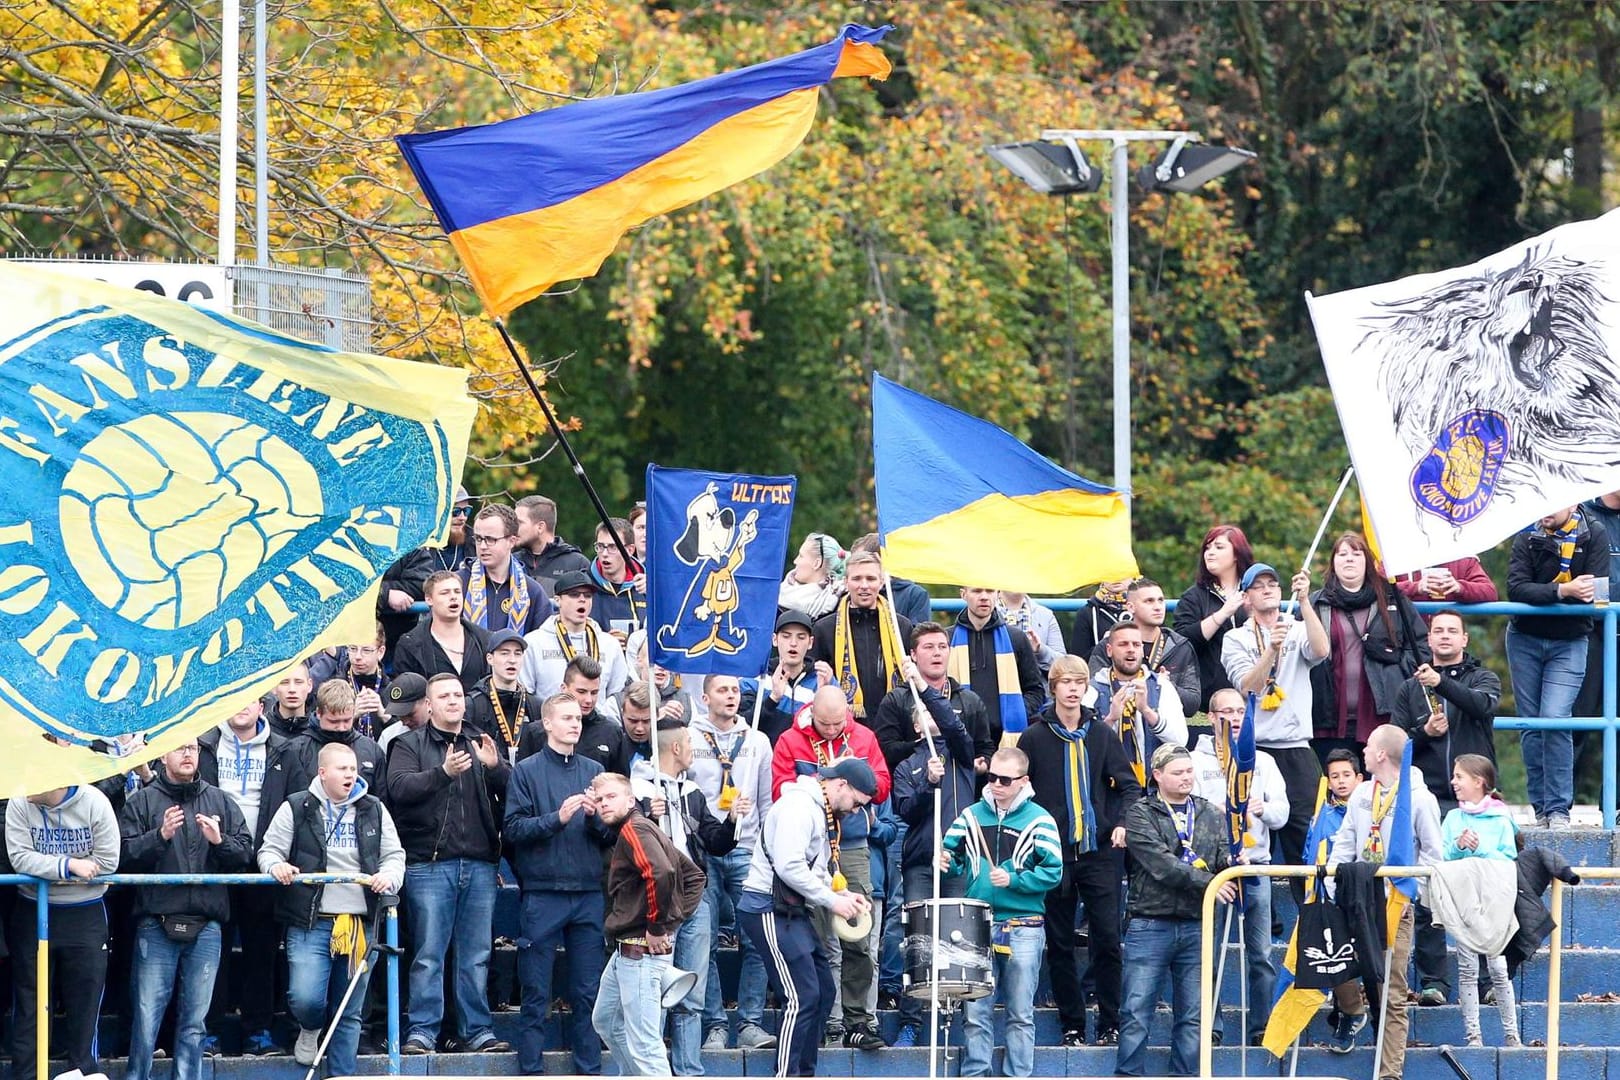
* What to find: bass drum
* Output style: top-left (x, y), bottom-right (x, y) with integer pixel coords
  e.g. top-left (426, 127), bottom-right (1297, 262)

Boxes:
top-left (901, 897), bottom-right (994, 1002)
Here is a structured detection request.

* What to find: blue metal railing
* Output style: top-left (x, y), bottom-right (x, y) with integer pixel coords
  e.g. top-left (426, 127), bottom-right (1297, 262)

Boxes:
top-left (5, 873), bottom-right (401, 1080)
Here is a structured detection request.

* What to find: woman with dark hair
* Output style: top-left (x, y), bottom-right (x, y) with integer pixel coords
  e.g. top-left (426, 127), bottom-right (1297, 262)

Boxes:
top-left (1174, 524), bottom-right (1254, 713)
top-left (1308, 532), bottom-right (1430, 760)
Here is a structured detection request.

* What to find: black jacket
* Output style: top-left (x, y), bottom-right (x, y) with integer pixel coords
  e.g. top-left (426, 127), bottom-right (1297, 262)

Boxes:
top-left (1088, 627), bottom-right (1201, 718)
top-left (1507, 845), bottom-right (1581, 974)
top-left (265, 704), bottom-right (311, 741)
top-left (1309, 587), bottom-right (1431, 737)
top-left (1068, 594), bottom-right (1126, 660)
top-left (1173, 583), bottom-right (1250, 713)
top-left (1018, 706), bottom-right (1142, 862)
top-left (518, 538), bottom-right (591, 594)
top-left (1392, 653), bottom-right (1502, 803)
top-left (385, 722), bottom-right (511, 863)
top-left (869, 679), bottom-right (991, 771)
top-left (638, 773), bottom-right (739, 866)
top-left (504, 746), bottom-right (613, 892)
top-left (1334, 861), bottom-right (1390, 986)
top-left (198, 725), bottom-right (292, 843)
top-left (273, 791), bottom-right (388, 929)
top-left (889, 685), bottom-right (979, 871)
top-left (118, 773), bottom-right (253, 922)
top-left (1123, 793), bottom-right (1229, 921)
top-left (810, 603), bottom-right (913, 719)
top-left (273, 728), bottom-right (389, 814)
top-left (950, 609), bottom-right (1045, 743)
top-left (1508, 515), bottom-right (1612, 639)
top-left (392, 619), bottom-right (491, 695)
top-left (465, 679), bottom-right (543, 759)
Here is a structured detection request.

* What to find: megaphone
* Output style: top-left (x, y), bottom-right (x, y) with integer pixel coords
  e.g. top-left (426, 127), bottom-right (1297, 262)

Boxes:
top-left (661, 965), bottom-right (699, 1009)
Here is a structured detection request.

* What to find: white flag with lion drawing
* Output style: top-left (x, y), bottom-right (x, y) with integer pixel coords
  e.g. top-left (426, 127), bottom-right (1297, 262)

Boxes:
top-left (1307, 210), bottom-right (1620, 576)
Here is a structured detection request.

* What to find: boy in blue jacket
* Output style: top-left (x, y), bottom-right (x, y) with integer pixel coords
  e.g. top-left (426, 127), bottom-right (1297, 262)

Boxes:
top-left (938, 747), bottom-right (1063, 1077)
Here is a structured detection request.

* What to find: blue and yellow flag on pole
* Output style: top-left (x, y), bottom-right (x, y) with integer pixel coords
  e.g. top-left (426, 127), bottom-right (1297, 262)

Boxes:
top-left (0, 262), bottom-right (476, 793)
top-left (1261, 776), bottom-right (1335, 1057)
top-left (872, 374), bottom-right (1136, 593)
top-left (646, 465), bottom-right (796, 677)
top-left (1219, 692), bottom-right (1258, 911)
top-left (1384, 738), bottom-right (1419, 941)
top-left (397, 25), bottom-right (892, 316)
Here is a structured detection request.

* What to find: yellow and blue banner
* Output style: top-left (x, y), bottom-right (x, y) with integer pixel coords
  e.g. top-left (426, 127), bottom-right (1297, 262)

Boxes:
top-left (646, 465), bottom-right (796, 676)
top-left (1261, 776), bottom-right (1336, 1057)
top-left (397, 24), bottom-right (893, 316)
top-left (871, 374), bottom-right (1137, 592)
top-left (0, 262), bottom-right (476, 793)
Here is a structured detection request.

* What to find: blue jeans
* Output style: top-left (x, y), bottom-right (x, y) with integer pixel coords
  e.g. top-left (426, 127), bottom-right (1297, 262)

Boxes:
top-left (403, 858), bottom-right (496, 1045)
top-left (592, 949), bottom-right (672, 1076)
top-left (286, 920), bottom-right (373, 1077)
top-left (518, 890), bottom-right (604, 1074)
top-left (1508, 627), bottom-right (1587, 817)
top-left (962, 923), bottom-right (1043, 1077)
top-left (1116, 917), bottom-right (1202, 1077)
top-left (126, 917), bottom-right (223, 1080)
top-left (1217, 877), bottom-right (1275, 1043)
top-left (703, 847), bottom-right (768, 1035)
top-left (670, 893), bottom-right (713, 1075)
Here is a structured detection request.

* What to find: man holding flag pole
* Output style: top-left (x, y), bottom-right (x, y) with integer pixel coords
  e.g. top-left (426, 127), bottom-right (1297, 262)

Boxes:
top-left (1327, 724), bottom-right (1443, 1080)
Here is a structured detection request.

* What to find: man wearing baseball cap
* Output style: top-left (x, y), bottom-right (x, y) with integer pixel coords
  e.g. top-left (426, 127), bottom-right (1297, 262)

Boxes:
top-left (739, 609), bottom-right (834, 745)
top-left (1219, 561), bottom-right (1329, 877)
top-left (466, 628), bottom-right (543, 761)
top-left (737, 755), bottom-right (875, 1078)
top-left (520, 570), bottom-right (629, 716)
top-left (378, 673), bottom-right (430, 754)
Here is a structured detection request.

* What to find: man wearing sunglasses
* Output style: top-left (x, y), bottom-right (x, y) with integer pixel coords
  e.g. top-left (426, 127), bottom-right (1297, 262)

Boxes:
top-left (937, 747), bottom-right (1062, 1077)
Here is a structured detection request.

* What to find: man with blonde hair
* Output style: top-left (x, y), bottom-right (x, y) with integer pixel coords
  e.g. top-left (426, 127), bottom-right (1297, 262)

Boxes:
top-left (810, 551), bottom-right (912, 720)
top-left (1017, 655), bottom-right (1140, 1047)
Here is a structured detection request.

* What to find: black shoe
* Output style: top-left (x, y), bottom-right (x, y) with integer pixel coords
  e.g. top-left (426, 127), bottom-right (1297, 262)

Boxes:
top-left (401, 1038), bottom-right (433, 1056)
top-left (844, 1027), bottom-right (886, 1051)
top-left (1061, 1028), bottom-right (1086, 1048)
top-left (878, 990), bottom-right (900, 1011)
top-left (1210, 1029), bottom-right (1224, 1048)
top-left (1094, 1027), bottom-right (1119, 1046)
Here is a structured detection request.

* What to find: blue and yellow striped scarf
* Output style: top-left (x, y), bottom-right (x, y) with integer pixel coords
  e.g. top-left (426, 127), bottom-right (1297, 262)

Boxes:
top-left (948, 622), bottom-right (1028, 742)
top-left (1050, 720), bottom-right (1096, 855)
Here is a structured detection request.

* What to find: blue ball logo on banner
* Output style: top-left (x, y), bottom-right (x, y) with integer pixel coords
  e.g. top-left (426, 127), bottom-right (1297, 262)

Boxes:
top-left (646, 465), bottom-right (796, 676)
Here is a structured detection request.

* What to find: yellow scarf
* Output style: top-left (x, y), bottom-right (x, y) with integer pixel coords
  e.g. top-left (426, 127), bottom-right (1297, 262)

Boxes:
top-left (330, 912), bottom-right (368, 977)
top-left (832, 597), bottom-right (905, 717)
top-left (1253, 621), bottom-right (1285, 709)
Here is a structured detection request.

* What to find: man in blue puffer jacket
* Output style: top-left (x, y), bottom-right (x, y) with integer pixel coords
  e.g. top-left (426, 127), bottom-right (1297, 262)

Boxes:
top-left (504, 691), bottom-right (618, 1075)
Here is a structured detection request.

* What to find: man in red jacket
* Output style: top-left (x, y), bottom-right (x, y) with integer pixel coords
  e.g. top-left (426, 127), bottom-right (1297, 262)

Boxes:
top-left (769, 685), bottom-right (892, 1047)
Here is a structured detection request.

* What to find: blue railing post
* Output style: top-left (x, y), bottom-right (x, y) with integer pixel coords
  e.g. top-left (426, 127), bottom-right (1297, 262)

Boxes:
top-left (1605, 607), bottom-right (1617, 829)
top-left (387, 903), bottom-right (401, 1074)
top-left (34, 881), bottom-right (48, 1080)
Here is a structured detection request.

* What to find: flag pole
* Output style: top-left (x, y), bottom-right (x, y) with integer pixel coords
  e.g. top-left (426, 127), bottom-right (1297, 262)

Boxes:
top-left (737, 665), bottom-right (767, 841)
top-left (1210, 904), bottom-right (1236, 1040)
top-left (1291, 464), bottom-right (1355, 613)
top-left (1373, 946), bottom-right (1394, 1080)
top-left (492, 317), bottom-right (637, 573)
top-left (1238, 906), bottom-right (1249, 1078)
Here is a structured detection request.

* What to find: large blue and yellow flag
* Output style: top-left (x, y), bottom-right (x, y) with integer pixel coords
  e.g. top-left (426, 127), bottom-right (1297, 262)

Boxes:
top-left (1261, 776), bottom-right (1336, 1057)
top-left (646, 465), bottom-right (796, 677)
top-left (872, 374), bottom-right (1137, 592)
top-left (0, 262), bottom-right (476, 793)
top-left (396, 25), bottom-right (893, 316)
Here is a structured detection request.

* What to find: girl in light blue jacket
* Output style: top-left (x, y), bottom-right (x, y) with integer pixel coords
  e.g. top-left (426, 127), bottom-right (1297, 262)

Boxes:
top-left (1441, 754), bottom-right (1521, 1048)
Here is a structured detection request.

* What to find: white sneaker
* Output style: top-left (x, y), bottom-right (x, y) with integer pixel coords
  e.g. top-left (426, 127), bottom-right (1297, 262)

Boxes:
top-left (82, 1073), bottom-right (110, 1080)
top-left (53, 1070), bottom-right (84, 1080)
top-left (702, 1027), bottom-right (729, 1051)
top-left (737, 1024), bottom-right (778, 1050)
top-left (294, 1028), bottom-right (323, 1066)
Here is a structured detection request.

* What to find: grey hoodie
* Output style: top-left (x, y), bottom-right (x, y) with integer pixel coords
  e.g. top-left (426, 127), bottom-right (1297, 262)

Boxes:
top-left (213, 718), bottom-right (274, 830)
top-left (6, 784), bottom-right (120, 903)
top-left (743, 775), bottom-right (836, 908)
top-left (258, 774), bottom-right (406, 916)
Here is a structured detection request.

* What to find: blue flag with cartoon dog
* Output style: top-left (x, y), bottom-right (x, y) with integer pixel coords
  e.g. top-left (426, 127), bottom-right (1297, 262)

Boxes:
top-left (0, 261), bottom-right (475, 794)
top-left (646, 465), bottom-right (796, 676)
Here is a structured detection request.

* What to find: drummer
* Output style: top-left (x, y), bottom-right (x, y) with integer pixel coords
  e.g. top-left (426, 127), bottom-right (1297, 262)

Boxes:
top-left (937, 747), bottom-right (1064, 1078)
top-left (737, 757), bottom-right (876, 1078)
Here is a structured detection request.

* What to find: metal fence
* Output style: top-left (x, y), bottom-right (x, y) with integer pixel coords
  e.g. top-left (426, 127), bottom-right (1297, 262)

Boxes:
top-left (7, 872), bottom-right (400, 1080)
top-left (231, 264), bottom-right (373, 352)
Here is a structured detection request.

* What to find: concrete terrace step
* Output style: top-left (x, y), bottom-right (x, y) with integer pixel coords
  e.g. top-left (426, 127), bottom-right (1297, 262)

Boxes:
top-left (10, 1045), bottom-right (1617, 1080)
